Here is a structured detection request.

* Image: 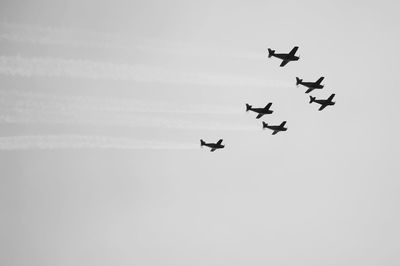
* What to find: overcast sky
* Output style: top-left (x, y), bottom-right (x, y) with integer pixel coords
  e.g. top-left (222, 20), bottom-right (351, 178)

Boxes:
top-left (1, 1), bottom-right (400, 266)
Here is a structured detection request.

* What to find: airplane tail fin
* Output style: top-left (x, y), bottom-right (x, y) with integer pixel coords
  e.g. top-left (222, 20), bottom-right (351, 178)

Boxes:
top-left (245, 103), bottom-right (251, 112)
top-left (262, 121), bottom-right (268, 129)
top-left (268, 48), bottom-right (275, 58)
top-left (200, 139), bottom-right (205, 146)
top-left (309, 96), bottom-right (315, 104)
top-left (296, 77), bottom-right (302, 86)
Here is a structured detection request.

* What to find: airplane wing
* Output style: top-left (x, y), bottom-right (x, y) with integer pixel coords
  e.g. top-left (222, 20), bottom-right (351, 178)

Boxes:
top-left (256, 113), bottom-right (264, 119)
top-left (289, 46), bottom-right (299, 56)
top-left (280, 60), bottom-right (289, 67)
top-left (210, 148), bottom-right (216, 152)
top-left (264, 103), bottom-right (272, 110)
top-left (316, 77), bottom-right (324, 84)
top-left (327, 93), bottom-right (335, 101)
top-left (305, 88), bottom-right (313, 93)
top-left (318, 104), bottom-right (328, 111)
top-left (216, 139), bottom-right (223, 145)
top-left (272, 130), bottom-right (279, 135)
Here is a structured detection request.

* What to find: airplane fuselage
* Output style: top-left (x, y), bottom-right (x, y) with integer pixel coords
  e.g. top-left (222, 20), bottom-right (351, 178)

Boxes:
top-left (203, 143), bottom-right (224, 149)
top-left (273, 53), bottom-right (299, 62)
top-left (300, 82), bottom-right (324, 89)
top-left (315, 99), bottom-right (334, 106)
top-left (250, 107), bottom-right (273, 114)
top-left (264, 125), bottom-right (287, 132)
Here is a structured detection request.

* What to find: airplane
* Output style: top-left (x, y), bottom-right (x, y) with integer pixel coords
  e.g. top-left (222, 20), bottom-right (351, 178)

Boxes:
top-left (296, 76), bottom-right (324, 93)
top-left (200, 139), bottom-right (224, 152)
top-left (262, 121), bottom-right (287, 135)
top-left (268, 46), bottom-right (299, 67)
top-left (246, 103), bottom-right (273, 119)
top-left (309, 93), bottom-right (335, 111)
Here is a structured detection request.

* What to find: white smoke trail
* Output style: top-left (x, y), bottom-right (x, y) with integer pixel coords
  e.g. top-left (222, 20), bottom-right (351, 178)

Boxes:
top-left (0, 55), bottom-right (290, 88)
top-left (0, 112), bottom-right (257, 131)
top-left (0, 21), bottom-right (119, 39)
top-left (0, 89), bottom-right (242, 115)
top-left (0, 31), bottom-right (127, 50)
top-left (0, 21), bottom-right (262, 60)
top-left (0, 21), bottom-right (129, 50)
top-left (0, 90), bottom-right (257, 131)
top-left (0, 135), bottom-right (198, 150)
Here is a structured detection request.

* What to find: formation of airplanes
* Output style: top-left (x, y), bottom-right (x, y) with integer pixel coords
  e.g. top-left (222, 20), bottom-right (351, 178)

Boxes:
top-left (201, 46), bottom-right (335, 152)
top-left (246, 101), bottom-right (286, 135)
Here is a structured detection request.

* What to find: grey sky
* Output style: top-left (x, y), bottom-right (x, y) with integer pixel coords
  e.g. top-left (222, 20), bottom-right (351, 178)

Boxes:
top-left (1, 1), bottom-right (399, 266)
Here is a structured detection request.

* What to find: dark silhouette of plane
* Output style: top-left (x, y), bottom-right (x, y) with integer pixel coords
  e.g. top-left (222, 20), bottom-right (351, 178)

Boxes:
top-left (296, 76), bottom-right (324, 93)
top-left (200, 139), bottom-right (224, 152)
top-left (246, 103), bottom-right (273, 119)
top-left (268, 46), bottom-right (299, 67)
top-left (262, 121), bottom-right (287, 135)
top-left (309, 93), bottom-right (335, 111)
